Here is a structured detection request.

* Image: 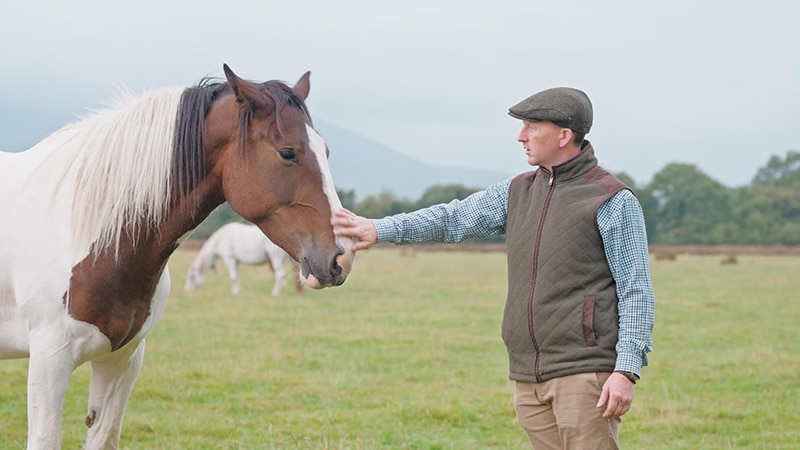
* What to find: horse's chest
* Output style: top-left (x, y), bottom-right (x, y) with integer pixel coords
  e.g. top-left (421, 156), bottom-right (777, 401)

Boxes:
top-left (65, 250), bottom-right (168, 351)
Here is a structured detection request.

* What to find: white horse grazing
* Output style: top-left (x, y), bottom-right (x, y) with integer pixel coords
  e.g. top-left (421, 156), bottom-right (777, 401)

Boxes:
top-left (185, 222), bottom-right (301, 296)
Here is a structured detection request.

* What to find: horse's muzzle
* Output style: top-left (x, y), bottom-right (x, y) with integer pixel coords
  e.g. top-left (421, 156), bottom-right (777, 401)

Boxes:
top-left (300, 240), bottom-right (354, 289)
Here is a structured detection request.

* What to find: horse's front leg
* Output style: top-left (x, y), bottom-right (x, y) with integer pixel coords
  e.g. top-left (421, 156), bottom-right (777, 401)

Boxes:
top-left (83, 340), bottom-right (145, 450)
top-left (222, 256), bottom-right (241, 295)
top-left (26, 328), bottom-right (76, 450)
top-left (270, 258), bottom-right (287, 296)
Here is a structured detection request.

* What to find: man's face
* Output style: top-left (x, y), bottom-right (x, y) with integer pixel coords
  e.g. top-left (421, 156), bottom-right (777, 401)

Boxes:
top-left (517, 120), bottom-right (565, 169)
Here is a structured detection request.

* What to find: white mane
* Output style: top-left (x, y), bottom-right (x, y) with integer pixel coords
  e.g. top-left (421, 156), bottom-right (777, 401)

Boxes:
top-left (55, 86), bottom-right (185, 256)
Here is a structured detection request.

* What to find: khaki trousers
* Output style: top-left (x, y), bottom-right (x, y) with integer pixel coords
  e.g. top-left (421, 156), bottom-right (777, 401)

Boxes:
top-left (514, 372), bottom-right (620, 450)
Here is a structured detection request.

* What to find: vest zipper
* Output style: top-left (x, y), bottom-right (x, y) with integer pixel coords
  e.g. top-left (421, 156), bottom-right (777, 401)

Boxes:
top-left (527, 169), bottom-right (556, 382)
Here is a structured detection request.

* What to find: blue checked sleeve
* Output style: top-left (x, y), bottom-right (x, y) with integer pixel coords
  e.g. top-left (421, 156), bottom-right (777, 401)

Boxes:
top-left (372, 178), bottom-right (512, 244)
top-left (598, 190), bottom-right (655, 378)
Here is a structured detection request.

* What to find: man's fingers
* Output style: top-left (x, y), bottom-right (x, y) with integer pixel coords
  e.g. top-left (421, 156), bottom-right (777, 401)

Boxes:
top-left (602, 396), bottom-right (617, 418)
top-left (353, 241), bottom-right (371, 251)
top-left (331, 210), bottom-right (378, 250)
top-left (596, 387), bottom-right (608, 408)
top-left (602, 397), bottom-right (631, 418)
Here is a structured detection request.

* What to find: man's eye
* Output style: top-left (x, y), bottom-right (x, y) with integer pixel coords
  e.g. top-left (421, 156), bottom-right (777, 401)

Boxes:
top-left (278, 148), bottom-right (297, 162)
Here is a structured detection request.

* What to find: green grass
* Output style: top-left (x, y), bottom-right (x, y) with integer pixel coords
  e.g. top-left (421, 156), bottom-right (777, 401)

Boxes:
top-left (1, 249), bottom-right (799, 449)
top-left (628, 254), bottom-right (800, 449)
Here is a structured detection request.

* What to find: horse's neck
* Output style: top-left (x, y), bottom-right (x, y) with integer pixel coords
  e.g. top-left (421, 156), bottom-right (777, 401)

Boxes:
top-left (164, 178), bottom-right (226, 249)
top-left (118, 177), bottom-right (225, 273)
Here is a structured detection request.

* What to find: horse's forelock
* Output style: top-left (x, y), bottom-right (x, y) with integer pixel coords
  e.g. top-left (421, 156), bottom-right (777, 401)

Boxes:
top-left (234, 81), bottom-right (311, 157)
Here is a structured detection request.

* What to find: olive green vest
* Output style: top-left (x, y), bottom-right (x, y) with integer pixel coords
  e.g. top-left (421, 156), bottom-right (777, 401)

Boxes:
top-left (503, 142), bottom-right (630, 382)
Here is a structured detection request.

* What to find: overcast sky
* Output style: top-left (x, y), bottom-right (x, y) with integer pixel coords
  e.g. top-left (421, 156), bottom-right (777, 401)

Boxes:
top-left (2, 0), bottom-right (798, 188)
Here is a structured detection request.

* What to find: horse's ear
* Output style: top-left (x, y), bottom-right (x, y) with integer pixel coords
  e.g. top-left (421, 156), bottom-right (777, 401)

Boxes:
top-left (223, 64), bottom-right (274, 114)
top-left (293, 71), bottom-right (311, 101)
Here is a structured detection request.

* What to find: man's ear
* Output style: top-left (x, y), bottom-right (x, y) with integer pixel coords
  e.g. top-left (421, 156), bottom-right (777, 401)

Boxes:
top-left (558, 128), bottom-right (574, 148)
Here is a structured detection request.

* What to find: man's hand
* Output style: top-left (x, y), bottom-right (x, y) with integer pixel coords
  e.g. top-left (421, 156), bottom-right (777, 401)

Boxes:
top-left (596, 372), bottom-right (635, 418)
top-left (332, 209), bottom-right (378, 251)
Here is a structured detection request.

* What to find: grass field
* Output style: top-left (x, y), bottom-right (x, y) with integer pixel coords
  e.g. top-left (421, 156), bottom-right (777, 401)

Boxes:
top-left (1, 247), bottom-right (798, 449)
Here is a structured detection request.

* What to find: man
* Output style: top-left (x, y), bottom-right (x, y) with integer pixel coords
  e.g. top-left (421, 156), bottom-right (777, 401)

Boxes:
top-left (332, 87), bottom-right (655, 449)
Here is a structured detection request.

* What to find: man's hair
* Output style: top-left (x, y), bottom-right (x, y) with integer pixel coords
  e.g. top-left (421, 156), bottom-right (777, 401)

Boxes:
top-left (572, 131), bottom-right (586, 146)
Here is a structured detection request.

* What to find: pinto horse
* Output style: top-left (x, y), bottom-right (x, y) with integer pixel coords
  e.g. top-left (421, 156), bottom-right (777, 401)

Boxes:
top-left (0, 64), bottom-right (354, 449)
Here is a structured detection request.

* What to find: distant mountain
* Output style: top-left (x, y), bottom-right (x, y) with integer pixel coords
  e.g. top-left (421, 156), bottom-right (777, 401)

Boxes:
top-left (0, 100), bottom-right (512, 201)
top-left (316, 121), bottom-right (513, 200)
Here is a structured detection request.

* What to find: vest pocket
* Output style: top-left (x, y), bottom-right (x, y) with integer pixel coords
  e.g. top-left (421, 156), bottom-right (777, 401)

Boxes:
top-left (582, 295), bottom-right (597, 346)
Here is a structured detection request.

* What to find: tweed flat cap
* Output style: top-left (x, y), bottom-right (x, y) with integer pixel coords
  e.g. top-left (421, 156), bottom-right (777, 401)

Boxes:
top-left (508, 87), bottom-right (593, 134)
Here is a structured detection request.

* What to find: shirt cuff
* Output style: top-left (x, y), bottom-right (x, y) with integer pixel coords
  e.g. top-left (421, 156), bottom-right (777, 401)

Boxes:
top-left (614, 347), bottom-right (647, 378)
top-left (372, 218), bottom-right (396, 242)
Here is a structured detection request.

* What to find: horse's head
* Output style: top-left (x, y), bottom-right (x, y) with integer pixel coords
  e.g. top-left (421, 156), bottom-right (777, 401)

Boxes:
top-left (205, 65), bottom-right (354, 288)
top-left (184, 264), bottom-right (204, 292)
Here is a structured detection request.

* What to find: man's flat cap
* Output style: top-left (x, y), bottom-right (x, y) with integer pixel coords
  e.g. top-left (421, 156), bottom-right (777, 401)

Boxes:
top-left (508, 87), bottom-right (593, 134)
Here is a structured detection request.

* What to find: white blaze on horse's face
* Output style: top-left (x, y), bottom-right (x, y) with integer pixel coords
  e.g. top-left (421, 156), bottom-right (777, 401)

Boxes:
top-left (305, 125), bottom-right (342, 210)
top-left (303, 124), bottom-right (355, 289)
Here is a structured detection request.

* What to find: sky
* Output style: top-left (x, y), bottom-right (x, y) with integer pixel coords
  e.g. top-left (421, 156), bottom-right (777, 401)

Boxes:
top-left (1, 0), bottom-right (798, 188)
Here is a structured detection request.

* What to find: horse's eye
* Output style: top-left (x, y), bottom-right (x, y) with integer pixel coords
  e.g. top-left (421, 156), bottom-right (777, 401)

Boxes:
top-left (278, 148), bottom-right (297, 163)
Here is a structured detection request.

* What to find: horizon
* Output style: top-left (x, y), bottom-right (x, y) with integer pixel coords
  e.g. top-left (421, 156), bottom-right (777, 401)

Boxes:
top-left (2, 1), bottom-right (798, 190)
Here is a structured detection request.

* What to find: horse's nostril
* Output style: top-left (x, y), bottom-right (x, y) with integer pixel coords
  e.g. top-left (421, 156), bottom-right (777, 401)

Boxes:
top-left (331, 260), bottom-right (342, 278)
top-left (301, 257), bottom-right (312, 278)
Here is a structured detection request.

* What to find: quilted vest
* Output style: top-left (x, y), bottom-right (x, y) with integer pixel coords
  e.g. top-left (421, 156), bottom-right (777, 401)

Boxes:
top-left (503, 141), bottom-right (630, 382)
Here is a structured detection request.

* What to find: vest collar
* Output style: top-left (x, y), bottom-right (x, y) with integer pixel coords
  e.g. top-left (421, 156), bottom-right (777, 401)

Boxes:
top-left (539, 140), bottom-right (598, 183)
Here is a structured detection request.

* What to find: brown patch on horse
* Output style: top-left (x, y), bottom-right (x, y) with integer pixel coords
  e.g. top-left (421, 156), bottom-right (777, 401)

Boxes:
top-left (64, 231), bottom-right (174, 351)
top-left (85, 409), bottom-right (97, 428)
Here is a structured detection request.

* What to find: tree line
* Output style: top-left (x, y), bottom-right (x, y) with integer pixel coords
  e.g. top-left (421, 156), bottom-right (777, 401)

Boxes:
top-left (194, 150), bottom-right (799, 246)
